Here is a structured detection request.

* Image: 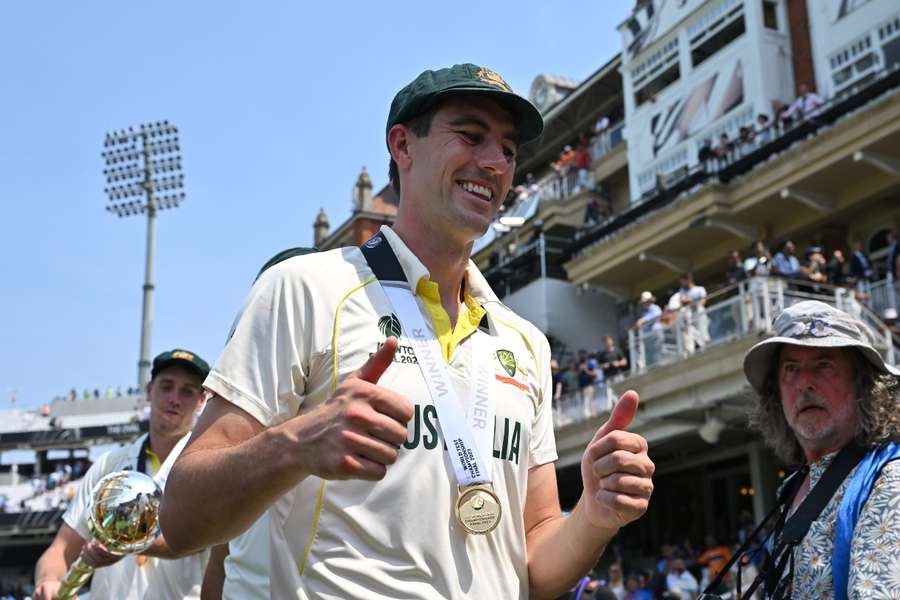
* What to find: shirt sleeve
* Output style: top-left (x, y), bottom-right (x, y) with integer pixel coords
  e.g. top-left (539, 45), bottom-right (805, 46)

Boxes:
top-left (62, 454), bottom-right (110, 541)
top-left (848, 460), bottom-right (900, 598)
top-left (204, 260), bottom-right (313, 427)
top-left (529, 328), bottom-right (558, 469)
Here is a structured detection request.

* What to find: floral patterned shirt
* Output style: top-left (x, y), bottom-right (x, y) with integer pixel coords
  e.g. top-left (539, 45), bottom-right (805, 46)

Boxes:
top-left (785, 452), bottom-right (900, 599)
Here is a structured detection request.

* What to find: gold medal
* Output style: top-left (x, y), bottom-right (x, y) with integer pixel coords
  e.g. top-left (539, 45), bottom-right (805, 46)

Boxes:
top-left (455, 484), bottom-right (502, 535)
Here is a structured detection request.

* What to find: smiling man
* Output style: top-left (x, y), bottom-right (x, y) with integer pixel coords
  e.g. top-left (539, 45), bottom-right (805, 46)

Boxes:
top-left (34, 349), bottom-right (209, 600)
top-left (741, 301), bottom-right (900, 599)
top-left (161, 64), bottom-right (654, 600)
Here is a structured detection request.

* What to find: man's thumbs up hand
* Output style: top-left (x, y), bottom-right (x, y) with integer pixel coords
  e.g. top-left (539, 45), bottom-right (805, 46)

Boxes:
top-left (291, 337), bottom-right (414, 482)
top-left (579, 390), bottom-right (654, 531)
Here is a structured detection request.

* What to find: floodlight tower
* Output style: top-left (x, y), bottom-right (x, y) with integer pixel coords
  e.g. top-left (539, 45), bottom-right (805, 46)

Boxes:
top-left (102, 121), bottom-right (185, 388)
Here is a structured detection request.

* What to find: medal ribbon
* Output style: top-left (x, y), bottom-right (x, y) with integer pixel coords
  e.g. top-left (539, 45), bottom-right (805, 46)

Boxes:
top-left (361, 233), bottom-right (495, 487)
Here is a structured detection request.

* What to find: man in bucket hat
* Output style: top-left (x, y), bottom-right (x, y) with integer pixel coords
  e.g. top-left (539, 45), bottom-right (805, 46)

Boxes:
top-left (162, 64), bottom-right (654, 600)
top-left (738, 301), bottom-right (900, 599)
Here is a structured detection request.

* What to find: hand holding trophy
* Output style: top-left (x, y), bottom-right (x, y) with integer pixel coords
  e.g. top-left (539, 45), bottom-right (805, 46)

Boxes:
top-left (55, 470), bottom-right (162, 600)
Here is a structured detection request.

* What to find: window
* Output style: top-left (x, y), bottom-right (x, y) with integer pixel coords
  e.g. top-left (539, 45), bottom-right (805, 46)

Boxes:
top-left (691, 15), bottom-right (746, 66)
top-left (630, 35), bottom-right (681, 107)
top-left (634, 63), bottom-right (681, 106)
top-left (690, 6), bottom-right (746, 68)
top-left (762, 0), bottom-right (778, 30)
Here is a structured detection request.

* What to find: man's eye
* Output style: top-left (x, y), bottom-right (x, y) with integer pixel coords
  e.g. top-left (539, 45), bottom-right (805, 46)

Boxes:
top-left (503, 146), bottom-right (517, 161)
top-left (460, 131), bottom-right (481, 143)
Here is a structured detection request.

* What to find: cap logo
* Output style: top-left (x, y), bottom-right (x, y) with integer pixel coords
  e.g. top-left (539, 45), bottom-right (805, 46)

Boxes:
top-left (789, 319), bottom-right (832, 338)
top-left (365, 236), bottom-right (383, 249)
top-left (477, 67), bottom-right (512, 92)
top-left (172, 350), bottom-right (195, 361)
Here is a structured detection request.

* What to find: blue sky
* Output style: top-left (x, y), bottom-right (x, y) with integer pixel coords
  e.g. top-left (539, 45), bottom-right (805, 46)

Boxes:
top-left (1, 1), bottom-right (633, 409)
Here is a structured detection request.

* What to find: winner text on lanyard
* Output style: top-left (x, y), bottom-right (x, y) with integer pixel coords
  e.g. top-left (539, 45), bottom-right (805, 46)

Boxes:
top-left (360, 232), bottom-right (502, 534)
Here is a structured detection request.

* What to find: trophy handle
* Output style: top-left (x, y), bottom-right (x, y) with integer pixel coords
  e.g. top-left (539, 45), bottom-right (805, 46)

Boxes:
top-left (55, 556), bottom-right (94, 600)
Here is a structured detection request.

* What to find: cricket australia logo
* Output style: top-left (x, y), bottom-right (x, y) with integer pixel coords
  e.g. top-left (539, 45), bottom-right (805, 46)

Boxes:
top-left (496, 349), bottom-right (517, 377)
top-left (378, 313), bottom-right (402, 339)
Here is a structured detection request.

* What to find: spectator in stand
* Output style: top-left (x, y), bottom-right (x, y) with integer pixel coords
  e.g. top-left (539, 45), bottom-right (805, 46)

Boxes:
top-left (801, 246), bottom-right (828, 291)
top-left (623, 573), bottom-right (652, 600)
top-left (665, 557), bottom-right (699, 599)
top-left (697, 138), bottom-right (714, 172)
top-left (884, 308), bottom-right (900, 337)
top-left (606, 563), bottom-right (626, 599)
top-left (598, 335), bottom-right (628, 380)
top-left (887, 229), bottom-right (900, 280)
top-left (667, 272), bottom-right (709, 354)
top-left (579, 352), bottom-right (603, 417)
top-left (848, 240), bottom-right (874, 283)
top-left (574, 133), bottom-right (593, 193)
top-left (635, 291), bottom-right (663, 368)
top-left (594, 115), bottom-right (610, 135)
top-left (755, 113), bottom-right (773, 146)
top-left (827, 248), bottom-right (847, 286)
top-left (736, 126), bottom-right (754, 158)
top-left (555, 144), bottom-right (576, 176)
top-left (714, 133), bottom-right (732, 166)
top-left (584, 195), bottom-right (604, 227)
top-left (551, 359), bottom-right (564, 403)
top-left (779, 82), bottom-right (825, 124)
top-left (525, 172), bottom-right (538, 195)
top-left (562, 358), bottom-right (580, 402)
top-left (743, 241), bottom-right (773, 276)
top-left (724, 250), bottom-right (747, 285)
top-left (773, 239), bottom-right (801, 279)
top-left (696, 535), bottom-right (731, 586)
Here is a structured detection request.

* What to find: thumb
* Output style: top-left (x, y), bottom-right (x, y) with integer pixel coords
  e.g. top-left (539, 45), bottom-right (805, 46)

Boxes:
top-left (356, 336), bottom-right (398, 383)
top-left (593, 390), bottom-right (639, 440)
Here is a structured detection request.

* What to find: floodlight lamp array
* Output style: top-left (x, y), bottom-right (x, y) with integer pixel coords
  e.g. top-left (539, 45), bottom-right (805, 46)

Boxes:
top-left (105, 182), bottom-right (146, 201)
top-left (149, 156), bottom-right (181, 174)
top-left (144, 138), bottom-right (180, 156)
top-left (102, 145), bottom-right (141, 165)
top-left (104, 164), bottom-right (144, 183)
top-left (150, 174), bottom-right (184, 192)
top-left (151, 192), bottom-right (185, 211)
top-left (106, 200), bottom-right (147, 218)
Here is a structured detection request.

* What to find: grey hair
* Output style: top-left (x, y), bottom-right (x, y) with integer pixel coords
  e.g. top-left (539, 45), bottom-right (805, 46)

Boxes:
top-left (748, 347), bottom-right (900, 467)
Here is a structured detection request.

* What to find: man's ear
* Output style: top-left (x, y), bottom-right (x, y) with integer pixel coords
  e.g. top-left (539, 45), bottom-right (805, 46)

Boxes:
top-left (387, 124), bottom-right (413, 170)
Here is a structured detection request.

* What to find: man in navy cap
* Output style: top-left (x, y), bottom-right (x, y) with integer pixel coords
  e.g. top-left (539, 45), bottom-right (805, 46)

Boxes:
top-left (163, 64), bottom-right (653, 600)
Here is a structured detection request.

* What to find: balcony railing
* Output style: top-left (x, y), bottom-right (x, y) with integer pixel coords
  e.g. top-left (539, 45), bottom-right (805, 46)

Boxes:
top-left (567, 65), bottom-right (900, 259)
top-left (868, 273), bottom-right (900, 318)
top-left (553, 384), bottom-right (617, 428)
top-left (627, 277), bottom-right (897, 377)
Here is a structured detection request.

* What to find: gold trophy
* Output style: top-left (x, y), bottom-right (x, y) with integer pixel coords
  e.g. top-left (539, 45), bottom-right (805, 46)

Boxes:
top-left (56, 470), bottom-right (162, 600)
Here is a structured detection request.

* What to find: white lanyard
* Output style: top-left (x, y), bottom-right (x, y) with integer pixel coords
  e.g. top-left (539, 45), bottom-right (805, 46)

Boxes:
top-left (379, 281), bottom-right (495, 487)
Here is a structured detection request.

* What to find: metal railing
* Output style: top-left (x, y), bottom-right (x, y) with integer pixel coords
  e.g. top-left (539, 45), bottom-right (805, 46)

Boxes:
top-left (869, 273), bottom-right (899, 317)
top-left (626, 277), bottom-right (898, 377)
top-left (552, 383), bottom-right (617, 428)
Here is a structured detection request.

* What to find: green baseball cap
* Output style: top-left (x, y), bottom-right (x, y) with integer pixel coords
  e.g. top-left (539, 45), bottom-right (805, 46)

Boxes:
top-left (386, 63), bottom-right (544, 145)
top-left (151, 349), bottom-right (210, 381)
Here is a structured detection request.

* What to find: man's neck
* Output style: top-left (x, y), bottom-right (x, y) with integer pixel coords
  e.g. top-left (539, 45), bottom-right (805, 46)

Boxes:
top-left (148, 429), bottom-right (184, 465)
top-left (391, 221), bottom-right (472, 326)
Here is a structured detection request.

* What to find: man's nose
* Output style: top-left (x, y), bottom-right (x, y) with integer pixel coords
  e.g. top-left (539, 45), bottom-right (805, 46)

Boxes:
top-left (794, 366), bottom-right (819, 391)
top-left (476, 140), bottom-right (511, 174)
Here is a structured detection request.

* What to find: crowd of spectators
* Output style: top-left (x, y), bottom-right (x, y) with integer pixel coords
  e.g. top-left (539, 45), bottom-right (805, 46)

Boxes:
top-left (50, 385), bottom-right (143, 404)
top-left (557, 526), bottom-right (765, 599)
top-left (0, 582), bottom-right (31, 600)
top-left (552, 336), bottom-right (630, 417)
top-left (697, 83), bottom-right (826, 173)
top-left (0, 460), bottom-right (89, 514)
top-left (630, 232), bottom-right (895, 368)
